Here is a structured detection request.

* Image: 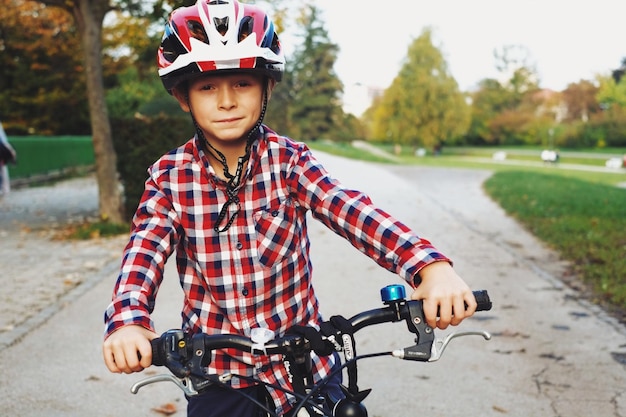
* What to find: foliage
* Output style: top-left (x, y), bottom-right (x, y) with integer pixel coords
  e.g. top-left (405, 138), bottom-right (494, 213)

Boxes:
top-left (561, 80), bottom-right (601, 122)
top-left (0, 0), bottom-right (90, 134)
top-left (102, 11), bottom-right (161, 81)
top-left (110, 116), bottom-right (194, 220)
top-left (587, 106), bottom-right (626, 147)
top-left (556, 121), bottom-right (596, 148)
top-left (555, 105), bottom-right (626, 149)
top-left (493, 45), bottom-right (539, 95)
top-left (106, 67), bottom-right (176, 119)
top-left (369, 28), bottom-right (470, 150)
top-left (465, 45), bottom-right (543, 146)
top-left (597, 74), bottom-right (626, 109)
top-left (484, 171), bottom-right (626, 307)
top-left (264, 61), bottom-right (295, 135)
top-left (287, 5), bottom-right (344, 141)
top-left (63, 220), bottom-right (129, 239)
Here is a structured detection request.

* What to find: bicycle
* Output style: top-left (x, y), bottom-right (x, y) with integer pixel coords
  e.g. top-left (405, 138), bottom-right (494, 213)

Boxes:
top-left (131, 285), bottom-right (493, 416)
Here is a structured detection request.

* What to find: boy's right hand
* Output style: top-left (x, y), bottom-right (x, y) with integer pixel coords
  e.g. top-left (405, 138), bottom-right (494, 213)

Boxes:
top-left (103, 325), bottom-right (158, 374)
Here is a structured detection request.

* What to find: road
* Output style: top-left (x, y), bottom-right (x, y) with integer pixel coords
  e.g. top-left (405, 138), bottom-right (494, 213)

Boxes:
top-left (0, 152), bottom-right (625, 417)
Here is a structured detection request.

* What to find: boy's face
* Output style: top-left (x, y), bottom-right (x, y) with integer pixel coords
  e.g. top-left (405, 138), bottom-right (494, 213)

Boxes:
top-left (173, 72), bottom-right (271, 149)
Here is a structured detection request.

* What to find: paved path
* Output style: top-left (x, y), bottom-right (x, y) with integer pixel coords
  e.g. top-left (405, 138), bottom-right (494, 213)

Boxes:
top-left (1, 154), bottom-right (625, 416)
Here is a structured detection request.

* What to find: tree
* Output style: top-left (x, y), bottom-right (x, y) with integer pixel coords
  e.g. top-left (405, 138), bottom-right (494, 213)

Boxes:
top-left (370, 28), bottom-right (470, 149)
top-left (597, 73), bottom-right (626, 109)
top-left (561, 80), bottom-right (600, 122)
top-left (29, 0), bottom-right (127, 223)
top-left (101, 11), bottom-right (174, 120)
top-left (288, 5), bottom-right (343, 141)
top-left (493, 45), bottom-right (539, 97)
top-left (465, 44), bottom-right (542, 145)
top-left (465, 79), bottom-right (508, 145)
top-left (0, 0), bottom-right (89, 134)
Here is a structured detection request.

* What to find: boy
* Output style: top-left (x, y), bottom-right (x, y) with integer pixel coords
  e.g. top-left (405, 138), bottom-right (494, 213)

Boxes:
top-left (103, 1), bottom-right (477, 416)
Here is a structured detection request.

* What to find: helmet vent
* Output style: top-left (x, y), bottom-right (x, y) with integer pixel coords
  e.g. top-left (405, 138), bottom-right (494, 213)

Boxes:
top-left (187, 20), bottom-right (209, 44)
top-left (238, 16), bottom-right (253, 41)
top-left (213, 16), bottom-right (229, 36)
top-left (269, 32), bottom-right (280, 54)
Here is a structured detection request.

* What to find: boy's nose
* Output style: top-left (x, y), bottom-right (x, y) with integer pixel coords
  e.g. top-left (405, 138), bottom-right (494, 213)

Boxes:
top-left (218, 87), bottom-right (236, 109)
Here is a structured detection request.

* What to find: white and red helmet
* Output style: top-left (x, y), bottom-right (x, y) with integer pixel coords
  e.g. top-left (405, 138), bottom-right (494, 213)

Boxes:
top-left (157, 0), bottom-right (285, 92)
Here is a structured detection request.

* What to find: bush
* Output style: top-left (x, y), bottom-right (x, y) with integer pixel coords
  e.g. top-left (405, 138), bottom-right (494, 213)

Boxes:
top-left (600, 107), bottom-right (626, 147)
top-left (111, 115), bottom-right (194, 221)
top-left (556, 122), bottom-right (596, 148)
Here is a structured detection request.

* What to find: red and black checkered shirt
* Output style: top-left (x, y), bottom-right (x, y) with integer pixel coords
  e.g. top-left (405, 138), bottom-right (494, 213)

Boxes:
top-left (104, 127), bottom-right (449, 414)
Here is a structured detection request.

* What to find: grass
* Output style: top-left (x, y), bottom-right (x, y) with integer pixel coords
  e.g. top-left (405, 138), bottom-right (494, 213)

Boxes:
top-left (309, 141), bottom-right (626, 315)
top-left (57, 220), bottom-right (129, 240)
top-left (484, 172), bottom-right (626, 307)
top-left (308, 140), bottom-right (394, 163)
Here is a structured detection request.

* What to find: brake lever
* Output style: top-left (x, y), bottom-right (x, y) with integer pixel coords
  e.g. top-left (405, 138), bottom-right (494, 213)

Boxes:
top-left (131, 369), bottom-right (236, 398)
top-left (390, 330), bottom-right (491, 361)
top-left (131, 374), bottom-right (199, 396)
top-left (428, 330), bottom-right (491, 362)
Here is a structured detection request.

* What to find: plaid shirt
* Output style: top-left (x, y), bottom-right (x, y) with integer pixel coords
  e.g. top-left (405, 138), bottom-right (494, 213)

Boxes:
top-left (104, 127), bottom-right (449, 415)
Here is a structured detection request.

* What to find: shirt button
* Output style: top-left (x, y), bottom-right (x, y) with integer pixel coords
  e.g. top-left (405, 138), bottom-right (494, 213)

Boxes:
top-left (271, 210), bottom-right (279, 217)
top-left (236, 241), bottom-right (243, 249)
top-left (242, 287), bottom-right (249, 296)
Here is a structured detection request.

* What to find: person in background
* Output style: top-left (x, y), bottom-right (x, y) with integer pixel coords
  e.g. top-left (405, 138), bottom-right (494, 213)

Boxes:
top-left (0, 121), bottom-right (17, 196)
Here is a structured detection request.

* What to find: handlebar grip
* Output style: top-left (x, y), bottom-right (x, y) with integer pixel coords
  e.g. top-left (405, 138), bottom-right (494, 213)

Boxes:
top-left (151, 337), bottom-right (165, 366)
top-left (473, 290), bottom-right (492, 312)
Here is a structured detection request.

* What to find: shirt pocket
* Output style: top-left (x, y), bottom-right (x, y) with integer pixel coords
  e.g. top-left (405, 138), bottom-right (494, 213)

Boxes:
top-left (253, 199), bottom-right (301, 268)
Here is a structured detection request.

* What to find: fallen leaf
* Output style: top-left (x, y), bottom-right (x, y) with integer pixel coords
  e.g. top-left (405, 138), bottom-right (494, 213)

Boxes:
top-left (152, 403), bottom-right (177, 415)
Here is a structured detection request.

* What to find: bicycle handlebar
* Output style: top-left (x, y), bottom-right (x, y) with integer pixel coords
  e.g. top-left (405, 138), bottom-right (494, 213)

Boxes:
top-left (134, 286), bottom-right (492, 416)
top-left (150, 288), bottom-right (491, 369)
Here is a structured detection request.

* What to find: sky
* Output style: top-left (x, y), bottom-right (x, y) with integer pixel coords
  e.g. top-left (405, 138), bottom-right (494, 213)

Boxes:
top-left (310, 0), bottom-right (626, 115)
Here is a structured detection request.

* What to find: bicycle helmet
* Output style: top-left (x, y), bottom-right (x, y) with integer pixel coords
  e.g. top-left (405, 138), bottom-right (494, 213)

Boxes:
top-left (157, 0), bottom-right (285, 93)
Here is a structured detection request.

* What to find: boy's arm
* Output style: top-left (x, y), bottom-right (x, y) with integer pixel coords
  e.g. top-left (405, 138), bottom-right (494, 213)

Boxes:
top-left (289, 146), bottom-right (476, 328)
top-left (103, 174), bottom-right (179, 371)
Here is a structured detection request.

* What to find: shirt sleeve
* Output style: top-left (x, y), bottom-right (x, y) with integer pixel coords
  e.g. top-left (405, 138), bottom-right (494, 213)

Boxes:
top-left (288, 145), bottom-right (450, 286)
top-left (103, 174), bottom-right (179, 338)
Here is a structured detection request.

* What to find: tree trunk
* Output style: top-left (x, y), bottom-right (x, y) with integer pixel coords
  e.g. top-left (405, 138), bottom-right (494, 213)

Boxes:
top-left (73, 0), bottom-right (125, 223)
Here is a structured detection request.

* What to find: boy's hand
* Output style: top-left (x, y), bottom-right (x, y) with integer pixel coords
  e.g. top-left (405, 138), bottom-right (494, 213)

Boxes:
top-left (103, 325), bottom-right (158, 374)
top-left (410, 262), bottom-right (477, 330)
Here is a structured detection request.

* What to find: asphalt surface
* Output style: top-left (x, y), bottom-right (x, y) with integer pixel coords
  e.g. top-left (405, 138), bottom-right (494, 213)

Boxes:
top-left (1, 153), bottom-right (625, 417)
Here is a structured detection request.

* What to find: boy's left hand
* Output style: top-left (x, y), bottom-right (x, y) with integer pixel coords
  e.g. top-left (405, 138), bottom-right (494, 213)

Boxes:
top-left (410, 261), bottom-right (477, 330)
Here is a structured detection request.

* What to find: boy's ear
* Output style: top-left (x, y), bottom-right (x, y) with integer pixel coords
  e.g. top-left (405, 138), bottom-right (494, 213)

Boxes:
top-left (171, 87), bottom-right (191, 113)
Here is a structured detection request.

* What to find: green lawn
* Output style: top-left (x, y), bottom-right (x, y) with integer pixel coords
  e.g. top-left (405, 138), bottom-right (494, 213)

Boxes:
top-left (484, 171), bottom-right (626, 307)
